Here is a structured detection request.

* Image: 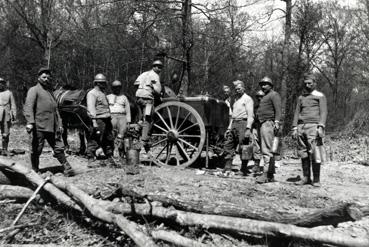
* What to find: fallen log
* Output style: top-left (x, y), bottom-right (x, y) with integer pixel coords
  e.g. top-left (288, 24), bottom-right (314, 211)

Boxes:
top-left (151, 229), bottom-right (209, 247)
top-left (119, 186), bottom-right (363, 227)
top-left (0, 158), bottom-right (81, 212)
top-left (0, 185), bottom-right (33, 200)
top-left (49, 176), bottom-right (157, 247)
top-left (50, 177), bottom-right (369, 247)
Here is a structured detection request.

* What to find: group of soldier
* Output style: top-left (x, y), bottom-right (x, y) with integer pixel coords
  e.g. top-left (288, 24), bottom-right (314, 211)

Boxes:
top-left (222, 74), bottom-right (327, 186)
top-left (0, 58), bottom-right (327, 187)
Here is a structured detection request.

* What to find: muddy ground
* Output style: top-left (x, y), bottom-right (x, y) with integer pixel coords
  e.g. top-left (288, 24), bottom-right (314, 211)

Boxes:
top-left (0, 125), bottom-right (369, 246)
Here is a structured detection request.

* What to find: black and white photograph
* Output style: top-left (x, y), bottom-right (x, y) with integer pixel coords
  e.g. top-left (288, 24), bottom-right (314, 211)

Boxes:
top-left (0, 0), bottom-right (368, 246)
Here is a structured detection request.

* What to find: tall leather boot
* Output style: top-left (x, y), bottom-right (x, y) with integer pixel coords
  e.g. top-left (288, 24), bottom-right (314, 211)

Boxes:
top-left (237, 160), bottom-right (249, 176)
top-left (2, 135), bottom-right (10, 156)
top-left (267, 157), bottom-right (275, 182)
top-left (31, 154), bottom-right (40, 172)
top-left (312, 162), bottom-right (321, 187)
top-left (295, 157), bottom-right (311, 185)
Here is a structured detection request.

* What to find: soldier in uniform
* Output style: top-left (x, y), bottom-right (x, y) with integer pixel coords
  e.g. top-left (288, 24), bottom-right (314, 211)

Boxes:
top-left (24, 67), bottom-right (74, 176)
top-left (86, 73), bottom-right (117, 168)
top-left (134, 59), bottom-right (163, 151)
top-left (223, 80), bottom-right (254, 176)
top-left (292, 74), bottom-right (327, 187)
top-left (256, 76), bottom-right (282, 183)
top-left (0, 78), bottom-right (16, 156)
top-left (107, 80), bottom-right (131, 157)
top-left (251, 90), bottom-right (265, 176)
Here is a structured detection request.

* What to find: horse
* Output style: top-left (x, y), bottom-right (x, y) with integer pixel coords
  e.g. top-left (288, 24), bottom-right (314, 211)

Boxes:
top-left (54, 87), bottom-right (140, 155)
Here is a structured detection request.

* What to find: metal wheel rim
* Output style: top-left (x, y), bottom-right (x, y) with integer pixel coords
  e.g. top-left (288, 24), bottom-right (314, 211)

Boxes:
top-left (150, 101), bottom-right (206, 167)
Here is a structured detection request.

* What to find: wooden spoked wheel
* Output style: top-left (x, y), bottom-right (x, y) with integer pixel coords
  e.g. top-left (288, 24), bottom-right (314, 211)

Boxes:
top-left (150, 101), bottom-right (206, 167)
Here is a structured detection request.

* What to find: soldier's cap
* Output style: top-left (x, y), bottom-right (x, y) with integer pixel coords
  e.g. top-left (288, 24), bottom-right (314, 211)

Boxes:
top-left (233, 80), bottom-right (245, 88)
top-left (152, 60), bottom-right (163, 67)
top-left (38, 67), bottom-right (51, 76)
top-left (0, 77), bottom-right (6, 83)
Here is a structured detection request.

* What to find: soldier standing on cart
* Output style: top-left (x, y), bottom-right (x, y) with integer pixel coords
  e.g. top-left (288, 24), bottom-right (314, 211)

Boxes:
top-left (86, 73), bottom-right (118, 168)
top-left (0, 78), bottom-right (16, 156)
top-left (223, 80), bottom-right (254, 176)
top-left (107, 80), bottom-right (131, 157)
top-left (134, 59), bottom-right (163, 151)
top-left (256, 76), bottom-right (282, 184)
top-left (292, 74), bottom-right (327, 187)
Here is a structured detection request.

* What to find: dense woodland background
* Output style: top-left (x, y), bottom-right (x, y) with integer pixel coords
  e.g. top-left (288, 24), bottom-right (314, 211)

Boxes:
top-left (0, 0), bottom-right (368, 133)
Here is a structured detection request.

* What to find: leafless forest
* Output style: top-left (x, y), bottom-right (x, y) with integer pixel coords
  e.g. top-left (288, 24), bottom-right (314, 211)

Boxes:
top-left (1, 0), bottom-right (369, 246)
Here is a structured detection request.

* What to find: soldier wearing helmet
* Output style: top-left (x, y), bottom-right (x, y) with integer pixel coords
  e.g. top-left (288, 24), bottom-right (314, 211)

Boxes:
top-left (222, 80), bottom-right (254, 176)
top-left (292, 74), bottom-right (327, 187)
top-left (107, 80), bottom-right (131, 157)
top-left (134, 59), bottom-right (163, 151)
top-left (256, 76), bottom-right (282, 183)
top-left (86, 73), bottom-right (118, 168)
top-left (0, 77), bottom-right (16, 156)
top-left (24, 67), bottom-right (74, 176)
top-left (245, 89), bottom-right (264, 176)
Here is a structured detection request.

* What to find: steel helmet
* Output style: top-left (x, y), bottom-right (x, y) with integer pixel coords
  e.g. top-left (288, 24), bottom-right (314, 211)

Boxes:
top-left (152, 60), bottom-right (163, 67)
top-left (94, 73), bottom-right (107, 82)
top-left (259, 76), bottom-right (273, 85)
top-left (233, 80), bottom-right (245, 88)
top-left (112, 80), bottom-right (122, 87)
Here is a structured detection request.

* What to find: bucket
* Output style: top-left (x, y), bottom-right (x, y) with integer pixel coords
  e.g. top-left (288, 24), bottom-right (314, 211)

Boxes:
top-left (126, 149), bottom-right (139, 166)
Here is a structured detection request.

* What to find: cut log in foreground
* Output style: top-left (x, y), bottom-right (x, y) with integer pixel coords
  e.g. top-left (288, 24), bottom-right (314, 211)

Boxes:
top-left (119, 186), bottom-right (364, 227)
top-left (0, 185), bottom-right (33, 200)
top-left (51, 177), bottom-right (369, 247)
top-left (0, 159), bottom-right (81, 212)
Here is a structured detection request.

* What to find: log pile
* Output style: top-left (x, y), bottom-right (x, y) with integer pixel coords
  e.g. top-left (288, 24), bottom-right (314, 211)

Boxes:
top-left (1, 158), bottom-right (369, 247)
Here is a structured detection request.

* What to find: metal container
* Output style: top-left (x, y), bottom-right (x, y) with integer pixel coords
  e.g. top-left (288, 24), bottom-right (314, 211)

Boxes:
top-left (313, 145), bottom-right (322, 163)
top-left (271, 136), bottom-right (280, 154)
top-left (123, 137), bottom-right (131, 154)
top-left (241, 144), bottom-right (253, 160)
top-left (126, 149), bottom-right (139, 166)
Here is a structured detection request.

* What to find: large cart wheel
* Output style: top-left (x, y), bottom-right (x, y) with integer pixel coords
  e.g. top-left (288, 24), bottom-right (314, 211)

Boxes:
top-left (150, 101), bottom-right (206, 167)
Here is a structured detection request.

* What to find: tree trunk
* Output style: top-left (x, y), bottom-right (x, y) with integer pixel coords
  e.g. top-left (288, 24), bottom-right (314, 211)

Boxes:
top-left (0, 185), bottom-right (33, 200)
top-left (116, 186), bottom-right (362, 227)
top-left (280, 0), bottom-right (292, 122)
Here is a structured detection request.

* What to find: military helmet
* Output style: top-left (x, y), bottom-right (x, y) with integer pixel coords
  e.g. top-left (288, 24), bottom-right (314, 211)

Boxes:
top-left (233, 80), bottom-right (245, 88)
top-left (152, 60), bottom-right (163, 67)
top-left (94, 73), bottom-right (107, 83)
top-left (112, 80), bottom-right (122, 87)
top-left (259, 76), bottom-right (273, 85)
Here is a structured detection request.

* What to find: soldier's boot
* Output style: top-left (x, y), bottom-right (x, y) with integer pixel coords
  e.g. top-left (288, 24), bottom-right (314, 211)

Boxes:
top-left (237, 160), bottom-right (249, 176)
top-left (251, 160), bottom-right (262, 177)
top-left (256, 158), bottom-right (275, 184)
top-left (223, 159), bottom-right (232, 174)
top-left (295, 157), bottom-right (312, 185)
top-left (62, 161), bottom-right (75, 177)
top-left (312, 162), bottom-right (321, 187)
top-left (31, 154), bottom-right (40, 173)
top-left (267, 157), bottom-right (276, 182)
top-left (1, 135), bottom-right (10, 156)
